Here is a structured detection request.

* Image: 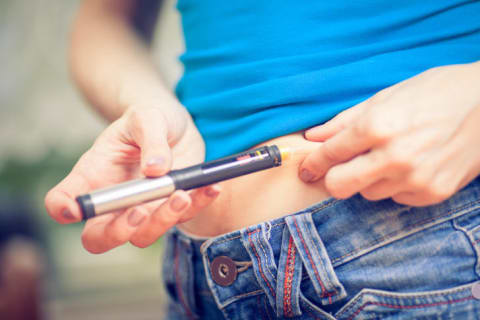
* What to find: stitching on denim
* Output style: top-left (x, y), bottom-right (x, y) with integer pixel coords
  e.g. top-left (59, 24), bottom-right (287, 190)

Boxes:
top-left (204, 197), bottom-right (479, 259)
top-left (210, 222), bottom-right (287, 247)
top-left (292, 216), bottom-right (334, 304)
top-left (249, 229), bottom-right (276, 299)
top-left (213, 235), bottom-right (242, 246)
top-left (257, 227), bottom-right (277, 281)
top-left (331, 200), bottom-right (480, 265)
top-left (202, 202), bottom-right (336, 248)
top-left (303, 302), bottom-right (324, 320)
top-left (346, 295), bottom-right (474, 320)
top-left (283, 236), bottom-right (296, 318)
top-left (203, 202), bottom-right (334, 248)
top-left (302, 215), bottom-right (335, 291)
top-left (301, 292), bottom-right (338, 320)
top-left (173, 240), bottom-right (196, 320)
top-left (453, 219), bottom-right (480, 279)
top-left (336, 285), bottom-right (474, 318)
top-left (218, 289), bottom-right (266, 309)
top-left (231, 289), bottom-right (264, 300)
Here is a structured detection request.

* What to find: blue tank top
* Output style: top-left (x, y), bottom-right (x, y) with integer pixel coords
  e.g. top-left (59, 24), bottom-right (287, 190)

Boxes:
top-left (175, 0), bottom-right (480, 160)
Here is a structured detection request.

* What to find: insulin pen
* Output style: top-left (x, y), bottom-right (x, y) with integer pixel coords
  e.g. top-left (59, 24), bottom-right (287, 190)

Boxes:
top-left (76, 145), bottom-right (291, 220)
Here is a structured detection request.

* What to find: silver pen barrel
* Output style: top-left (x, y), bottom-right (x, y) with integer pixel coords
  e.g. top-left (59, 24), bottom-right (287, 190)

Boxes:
top-left (77, 145), bottom-right (287, 220)
top-left (77, 175), bottom-right (175, 220)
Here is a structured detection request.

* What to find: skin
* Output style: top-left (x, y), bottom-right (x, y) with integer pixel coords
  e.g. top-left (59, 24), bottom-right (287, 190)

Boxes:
top-left (45, 0), bottom-right (480, 253)
top-left (299, 62), bottom-right (480, 206)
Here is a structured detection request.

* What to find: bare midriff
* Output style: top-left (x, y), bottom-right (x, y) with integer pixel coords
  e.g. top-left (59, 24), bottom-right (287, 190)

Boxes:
top-left (178, 132), bottom-right (331, 237)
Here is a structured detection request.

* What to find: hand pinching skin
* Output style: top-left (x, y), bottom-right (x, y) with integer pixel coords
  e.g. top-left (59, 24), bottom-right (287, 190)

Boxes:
top-left (300, 63), bottom-right (480, 206)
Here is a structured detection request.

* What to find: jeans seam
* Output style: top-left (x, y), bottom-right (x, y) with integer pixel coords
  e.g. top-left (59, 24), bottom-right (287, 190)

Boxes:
top-left (204, 197), bottom-right (479, 258)
top-left (331, 200), bottom-right (480, 265)
top-left (303, 215), bottom-right (336, 292)
top-left (336, 284), bottom-right (476, 318)
top-left (211, 222), bottom-right (287, 247)
top-left (346, 295), bottom-right (475, 320)
top-left (283, 236), bottom-right (296, 318)
top-left (248, 229), bottom-right (277, 299)
top-left (292, 216), bottom-right (335, 304)
top-left (206, 202), bottom-right (334, 248)
top-left (257, 228), bottom-right (277, 281)
top-left (453, 219), bottom-right (480, 279)
top-left (218, 290), bottom-right (265, 310)
top-left (302, 300), bottom-right (326, 320)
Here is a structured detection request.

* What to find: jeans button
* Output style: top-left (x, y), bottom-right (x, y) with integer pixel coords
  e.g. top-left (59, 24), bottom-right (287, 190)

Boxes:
top-left (472, 282), bottom-right (480, 300)
top-left (211, 256), bottom-right (237, 286)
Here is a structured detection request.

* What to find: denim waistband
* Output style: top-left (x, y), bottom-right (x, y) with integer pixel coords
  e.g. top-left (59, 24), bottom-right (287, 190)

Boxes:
top-left (166, 177), bottom-right (480, 318)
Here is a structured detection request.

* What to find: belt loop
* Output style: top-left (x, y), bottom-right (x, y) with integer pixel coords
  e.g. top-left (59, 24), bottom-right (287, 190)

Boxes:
top-left (241, 224), bottom-right (278, 311)
top-left (286, 213), bottom-right (347, 306)
top-left (275, 225), bottom-right (303, 318)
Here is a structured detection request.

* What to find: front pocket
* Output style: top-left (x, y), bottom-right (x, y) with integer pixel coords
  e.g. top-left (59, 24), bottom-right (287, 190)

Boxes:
top-left (334, 282), bottom-right (480, 320)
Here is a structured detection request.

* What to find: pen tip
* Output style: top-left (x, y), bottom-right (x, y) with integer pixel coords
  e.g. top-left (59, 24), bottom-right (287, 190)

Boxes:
top-left (279, 147), bottom-right (292, 162)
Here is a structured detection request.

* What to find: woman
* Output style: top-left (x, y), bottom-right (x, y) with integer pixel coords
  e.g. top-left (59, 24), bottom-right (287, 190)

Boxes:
top-left (45, 0), bottom-right (480, 318)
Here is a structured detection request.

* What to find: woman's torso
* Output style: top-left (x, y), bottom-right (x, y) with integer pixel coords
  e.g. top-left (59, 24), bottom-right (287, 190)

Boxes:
top-left (175, 1), bottom-right (480, 236)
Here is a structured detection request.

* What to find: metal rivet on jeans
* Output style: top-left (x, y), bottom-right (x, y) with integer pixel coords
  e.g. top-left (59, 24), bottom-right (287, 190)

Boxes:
top-left (472, 282), bottom-right (480, 299)
top-left (211, 256), bottom-right (237, 286)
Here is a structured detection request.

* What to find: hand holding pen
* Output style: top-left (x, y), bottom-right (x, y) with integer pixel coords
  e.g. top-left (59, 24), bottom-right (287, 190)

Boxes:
top-left (76, 145), bottom-right (287, 220)
top-left (45, 104), bottom-right (221, 253)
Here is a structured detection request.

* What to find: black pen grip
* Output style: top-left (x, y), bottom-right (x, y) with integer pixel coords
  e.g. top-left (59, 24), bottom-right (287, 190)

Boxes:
top-left (170, 146), bottom-right (281, 190)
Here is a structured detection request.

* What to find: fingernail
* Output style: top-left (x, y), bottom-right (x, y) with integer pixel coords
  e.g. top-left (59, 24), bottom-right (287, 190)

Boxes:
top-left (62, 209), bottom-right (75, 221)
top-left (300, 169), bottom-right (316, 182)
top-left (205, 186), bottom-right (220, 197)
top-left (128, 210), bottom-right (146, 227)
top-left (147, 157), bottom-right (165, 167)
top-left (171, 196), bottom-right (188, 212)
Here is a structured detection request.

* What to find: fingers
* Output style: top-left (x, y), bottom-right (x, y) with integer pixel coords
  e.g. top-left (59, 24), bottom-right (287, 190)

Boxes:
top-left (323, 151), bottom-right (387, 198)
top-left (130, 186), bottom-right (220, 248)
top-left (80, 184), bottom-right (221, 253)
top-left (360, 179), bottom-right (405, 201)
top-left (178, 184), bottom-right (221, 223)
top-left (128, 191), bottom-right (189, 248)
top-left (45, 170), bottom-right (91, 224)
top-left (81, 207), bottom-right (149, 254)
top-left (304, 103), bottom-right (365, 142)
top-left (299, 121), bottom-right (379, 182)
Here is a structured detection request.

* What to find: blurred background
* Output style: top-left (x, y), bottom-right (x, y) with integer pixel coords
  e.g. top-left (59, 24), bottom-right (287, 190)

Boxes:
top-left (0, 1), bottom-right (183, 319)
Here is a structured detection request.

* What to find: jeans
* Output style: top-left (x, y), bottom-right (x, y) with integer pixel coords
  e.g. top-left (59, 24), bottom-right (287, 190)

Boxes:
top-left (162, 177), bottom-right (480, 319)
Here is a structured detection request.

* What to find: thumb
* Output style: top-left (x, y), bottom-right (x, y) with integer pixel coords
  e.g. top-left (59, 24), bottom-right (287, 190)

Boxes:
top-left (139, 128), bottom-right (173, 177)
top-left (126, 108), bottom-right (174, 177)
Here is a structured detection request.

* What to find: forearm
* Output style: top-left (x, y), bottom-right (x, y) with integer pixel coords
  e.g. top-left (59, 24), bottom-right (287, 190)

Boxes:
top-left (70, 0), bottom-right (177, 122)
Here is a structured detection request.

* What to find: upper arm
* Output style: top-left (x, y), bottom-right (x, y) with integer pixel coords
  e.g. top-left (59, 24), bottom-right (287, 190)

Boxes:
top-left (76, 0), bottom-right (162, 44)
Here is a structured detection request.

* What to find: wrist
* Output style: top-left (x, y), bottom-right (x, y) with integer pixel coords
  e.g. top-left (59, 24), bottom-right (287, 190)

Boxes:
top-left (117, 75), bottom-right (177, 112)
